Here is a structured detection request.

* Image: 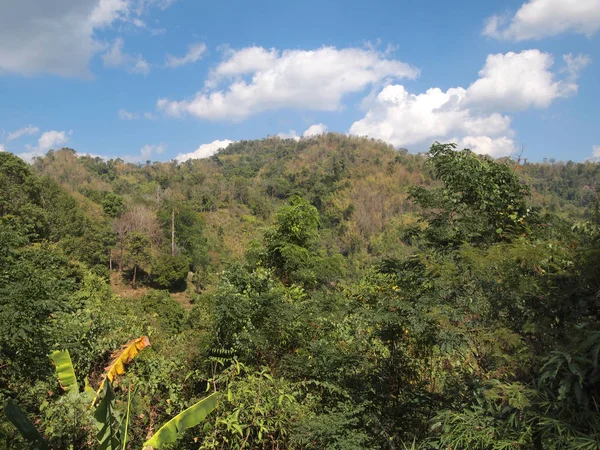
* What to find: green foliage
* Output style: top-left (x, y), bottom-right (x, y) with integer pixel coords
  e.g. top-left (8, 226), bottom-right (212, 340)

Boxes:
top-left (144, 393), bottom-right (217, 448)
top-left (0, 152), bottom-right (48, 240)
top-left (3, 138), bottom-right (600, 449)
top-left (139, 290), bottom-right (186, 335)
top-left (158, 204), bottom-right (209, 271)
top-left (409, 142), bottom-right (533, 247)
top-left (152, 253), bottom-right (189, 289)
top-left (94, 379), bottom-right (121, 450)
top-left (0, 237), bottom-right (83, 380)
top-left (102, 193), bottom-right (125, 218)
top-left (3, 399), bottom-right (48, 450)
top-left (49, 350), bottom-right (78, 392)
top-left (125, 231), bottom-right (152, 286)
top-left (41, 390), bottom-right (95, 450)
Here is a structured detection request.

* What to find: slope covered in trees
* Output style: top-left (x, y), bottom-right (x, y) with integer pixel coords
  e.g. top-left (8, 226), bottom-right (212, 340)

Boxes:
top-left (1, 136), bottom-right (600, 449)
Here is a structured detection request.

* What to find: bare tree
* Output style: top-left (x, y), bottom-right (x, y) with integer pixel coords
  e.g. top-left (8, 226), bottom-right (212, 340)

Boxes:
top-left (113, 204), bottom-right (160, 271)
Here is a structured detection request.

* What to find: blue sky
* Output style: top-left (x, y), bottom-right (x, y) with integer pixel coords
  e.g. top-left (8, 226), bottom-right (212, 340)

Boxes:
top-left (0, 0), bottom-right (599, 162)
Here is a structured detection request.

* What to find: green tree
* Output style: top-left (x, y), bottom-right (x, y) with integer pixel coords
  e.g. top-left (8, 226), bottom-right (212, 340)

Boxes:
top-left (262, 196), bottom-right (320, 285)
top-left (124, 232), bottom-right (151, 287)
top-left (101, 193), bottom-right (125, 218)
top-left (152, 253), bottom-right (189, 289)
top-left (408, 142), bottom-right (533, 248)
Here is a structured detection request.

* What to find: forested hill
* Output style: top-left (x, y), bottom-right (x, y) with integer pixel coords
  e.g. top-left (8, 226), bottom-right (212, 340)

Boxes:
top-left (2, 137), bottom-right (600, 449)
top-left (28, 134), bottom-right (600, 265)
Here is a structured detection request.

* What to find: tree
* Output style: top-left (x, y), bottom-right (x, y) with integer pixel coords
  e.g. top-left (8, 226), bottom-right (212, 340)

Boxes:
top-left (157, 203), bottom-right (209, 271)
top-left (408, 142), bottom-right (533, 248)
top-left (261, 196), bottom-right (321, 285)
top-left (152, 253), bottom-right (189, 289)
top-left (101, 193), bottom-right (125, 218)
top-left (114, 205), bottom-right (159, 271)
top-left (124, 232), bottom-right (151, 287)
top-left (0, 152), bottom-right (49, 240)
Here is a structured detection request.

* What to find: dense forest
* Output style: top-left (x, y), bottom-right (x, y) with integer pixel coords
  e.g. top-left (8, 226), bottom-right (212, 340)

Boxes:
top-left (1, 135), bottom-right (600, 449)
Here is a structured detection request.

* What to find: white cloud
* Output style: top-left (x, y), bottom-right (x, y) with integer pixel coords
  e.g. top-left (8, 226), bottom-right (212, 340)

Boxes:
top-left (7, 125), bottom-right (40, 141)
top-left (123, 143), bottom-right (166, 163)
top-left (0, 0), bottom-right (174, 77)
top-left (593, 145), bottom-right (600, 158)
top-left (0, 144), bottom-right (6, 152)
top-left (465, 50), bottom-right (586, 111)
top-left (18, 130), bottom-right (70, 161)
top-left (144, 112), bottom-right (157, 120)
top-left (277, 130), bottom-right (300, 141)
top-left (157, 45), bottom-right (419, 121)
top-left (102, 38), bottom-right (150, 75)
top-left (563, 53), bottom-right (592, 80)
top-left (350, 49), bottom-right (585, 157)
top-left (350, 84), bottom-right (513, 155)
top-left (175, 139), bottom-right (234, 162)
top-left (458, 136), bottom-right (516, 158)
top-left (38, 130), bottom-right (70, 151)
top-left (165, 42), bottom-right (206, 68)
top-left (89, 0), bottom-right (130, 28)
top-left (303, 123), bottom-right (328, 137)
top-left (484, 0), bottom-right (600, 41)
top-left (118, 109), bottom-right (139, 120)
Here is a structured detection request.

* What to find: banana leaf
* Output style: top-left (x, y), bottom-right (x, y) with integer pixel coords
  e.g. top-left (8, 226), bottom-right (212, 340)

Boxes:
top-left (3, 399), bottom-right (49, 450)
top-left (94, 379), bottom-right (121, 450)
top-left (49, 349), bottom-right (78, 392)
top-left (143, 393), bottom-right (218, 449)
top-left (92, 336), bottom-right (150, 406)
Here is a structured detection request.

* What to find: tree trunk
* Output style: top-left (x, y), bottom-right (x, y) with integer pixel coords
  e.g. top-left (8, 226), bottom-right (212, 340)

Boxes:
top-left (171, 208), bottom-right (175, 256)
top-left (119, 241), bottom-right (124, 272)
top-left (133, 264), bottom-right (137, 288)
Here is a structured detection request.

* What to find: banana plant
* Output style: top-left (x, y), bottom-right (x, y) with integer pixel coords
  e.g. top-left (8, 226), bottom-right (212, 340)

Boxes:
top-left (143, 393), bottom-right (218, 449)
top-left (93, 336), bottom-right (151, 406)
top-left (5, 337), bottom-right (216, 449)
top-left (49, 349), bottom-right (78, 392)
top-left (2, 399), bottom-right (49, 450)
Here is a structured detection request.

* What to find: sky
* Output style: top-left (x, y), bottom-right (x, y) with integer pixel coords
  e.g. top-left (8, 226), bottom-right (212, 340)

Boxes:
top-left (0, 0), bottom-right (599, 163)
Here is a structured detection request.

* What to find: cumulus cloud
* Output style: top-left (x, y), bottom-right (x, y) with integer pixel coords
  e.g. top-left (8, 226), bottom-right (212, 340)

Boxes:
top-left (277, 130), bottom-right (300, 141)
top-left (38, 130), bottom-right (70, 151)
top-left (7, 125), bottom-right (40, 141)
top-left (484, 0), bottom-right (600, 41)
top-left (0, 144), bottom-right (6, 152)
top-left (350, 49), bottom-right (586, 157)
top-left (102, 38), bottom-right (150, 75)
top-left (165, 42), bottom-right (206, 68)
top-left (18, 130), bottom-right (71, 161)
top-left (303, 123), bottom-right (328, 137)
top-left (465, 50), bottom-right (587, 111)
top-left (350, 84), bottom-right (513, 155)
top-left (157, 46), bottom-right (419, 121)
top-left (0, 0), bottom-right (173, 77)
top-left (175, 139), bottom-right (234, 162)
top-left (592, 145), bottom-right (600, 159)
top-left (122, 143), bottom-right (166, 163)
top-left (277, 123), bottom-right (328, 140)
top-left (458, 136), bottom-right (516, 158)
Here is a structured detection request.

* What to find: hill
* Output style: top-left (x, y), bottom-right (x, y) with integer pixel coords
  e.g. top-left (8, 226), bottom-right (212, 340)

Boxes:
top-left (1, 137), bottom-right (600, 449)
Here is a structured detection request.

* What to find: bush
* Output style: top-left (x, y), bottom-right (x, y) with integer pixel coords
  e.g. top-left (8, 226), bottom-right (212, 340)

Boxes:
top-left (152, 253), bottom-right (189, 290)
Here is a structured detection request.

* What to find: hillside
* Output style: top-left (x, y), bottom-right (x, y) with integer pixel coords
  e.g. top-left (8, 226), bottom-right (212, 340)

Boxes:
top-left (1, 138), bottom-right (600, 449)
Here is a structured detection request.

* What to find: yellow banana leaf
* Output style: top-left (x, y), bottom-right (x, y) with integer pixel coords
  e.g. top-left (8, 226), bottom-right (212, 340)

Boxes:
top-left (143, 393), bottom-right (218, 449)
top-left (49, 350), bottom-right (78, 392)
top-left (92, 336), bottom-right (150, 406)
